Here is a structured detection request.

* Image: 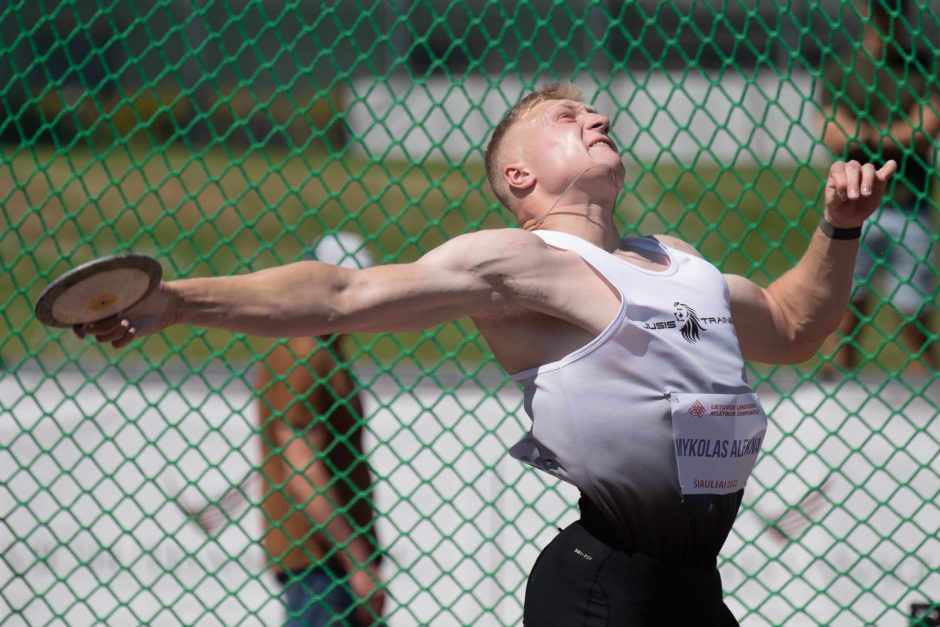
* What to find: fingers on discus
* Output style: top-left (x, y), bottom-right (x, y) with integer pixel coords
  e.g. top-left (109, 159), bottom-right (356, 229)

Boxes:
top-left (92, 319), bottom-right (129, 344)
top-left (113, 328), bottom-right (137, 349)
top-left (112, 325), bottom-right (140, 349)
top-left (97, 327), bottom-right (128, 345)
top-left (82, 318), bottom-right (116, 337)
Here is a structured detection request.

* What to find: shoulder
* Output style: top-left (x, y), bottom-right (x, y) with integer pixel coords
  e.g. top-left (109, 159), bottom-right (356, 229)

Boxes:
top-left (433, 228), bottom-right (552, 253)
top-left (417, 228), bottom-right (560, 272)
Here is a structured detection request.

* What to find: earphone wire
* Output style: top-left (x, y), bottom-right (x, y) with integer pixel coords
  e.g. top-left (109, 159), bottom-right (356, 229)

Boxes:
top-left (528, 162), bottom-right (600, 230)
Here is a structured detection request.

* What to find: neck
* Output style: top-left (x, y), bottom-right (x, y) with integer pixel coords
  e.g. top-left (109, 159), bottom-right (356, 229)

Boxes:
top-left (524, 207), bottom-right (620, 250)
top-left (523, 160), bottom-right (622, 230)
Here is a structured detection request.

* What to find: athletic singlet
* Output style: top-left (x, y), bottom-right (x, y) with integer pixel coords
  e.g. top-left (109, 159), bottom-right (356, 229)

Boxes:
top-left (509, 230), bottom-right (767, 567)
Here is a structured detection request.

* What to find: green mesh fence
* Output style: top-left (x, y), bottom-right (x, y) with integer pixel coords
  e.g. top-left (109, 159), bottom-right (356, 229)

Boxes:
top-left (2, 1), bottom-right (939, 625)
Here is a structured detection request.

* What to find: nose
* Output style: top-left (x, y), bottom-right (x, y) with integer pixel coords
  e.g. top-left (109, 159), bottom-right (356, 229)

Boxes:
top-left (587, 112), bottom-right (610, 135)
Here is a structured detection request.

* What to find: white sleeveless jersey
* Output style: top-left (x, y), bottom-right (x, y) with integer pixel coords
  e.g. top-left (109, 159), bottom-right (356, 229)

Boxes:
top-left (510, 230), bottom-right (767, 566)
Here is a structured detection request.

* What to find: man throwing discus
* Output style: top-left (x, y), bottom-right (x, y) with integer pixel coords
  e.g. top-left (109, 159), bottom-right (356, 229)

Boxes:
top-left (74, 83), bottom-right (895, 625)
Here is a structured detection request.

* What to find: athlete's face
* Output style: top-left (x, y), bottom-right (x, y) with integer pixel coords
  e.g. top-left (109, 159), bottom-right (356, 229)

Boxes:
top-left (511, 99), bottom-right (625, 199)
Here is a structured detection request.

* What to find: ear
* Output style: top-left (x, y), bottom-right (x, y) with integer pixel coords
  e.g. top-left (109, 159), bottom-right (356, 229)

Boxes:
top-left (503, 162), bottom-right (536, 193)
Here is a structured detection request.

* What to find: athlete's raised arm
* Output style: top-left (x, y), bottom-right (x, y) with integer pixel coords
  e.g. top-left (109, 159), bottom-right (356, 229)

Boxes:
top-left (726, 160), bottom-right (896, 364)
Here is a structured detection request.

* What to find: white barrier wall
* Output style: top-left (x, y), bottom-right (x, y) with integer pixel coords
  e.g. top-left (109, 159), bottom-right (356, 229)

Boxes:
top-left (3, 366), bottom-right (938, 626)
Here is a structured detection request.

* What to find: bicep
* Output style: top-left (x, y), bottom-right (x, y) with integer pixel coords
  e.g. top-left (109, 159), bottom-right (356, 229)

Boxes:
top-left (338, 233), bottom-right (528, 332)
top-left (726, 274), bottom-right (805, 364)
top-left (340, 266), bottom-right (491, 332)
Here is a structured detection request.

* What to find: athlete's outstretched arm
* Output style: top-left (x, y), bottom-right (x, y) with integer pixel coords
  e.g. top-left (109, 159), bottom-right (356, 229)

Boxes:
top-left (75, 229), bottom-right (540, 348)
top-left (727, 160), bottom-right (896, 364)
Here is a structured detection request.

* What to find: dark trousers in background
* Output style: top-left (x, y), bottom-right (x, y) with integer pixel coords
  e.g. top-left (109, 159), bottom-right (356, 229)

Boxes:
top-left (278, 563), bottom-right (366, 627)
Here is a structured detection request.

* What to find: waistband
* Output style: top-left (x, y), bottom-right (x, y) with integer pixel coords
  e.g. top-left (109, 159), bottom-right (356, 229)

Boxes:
top-left (577, 494), bottom-right (627, 550)
top-left (578, 493), bottom-right (720, 572)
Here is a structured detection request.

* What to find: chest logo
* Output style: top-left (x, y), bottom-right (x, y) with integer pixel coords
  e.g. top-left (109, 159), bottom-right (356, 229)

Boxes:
top-left (640, 302), bottom-right (732, 340)
top-left (673, 302), bottom-right (705, 343)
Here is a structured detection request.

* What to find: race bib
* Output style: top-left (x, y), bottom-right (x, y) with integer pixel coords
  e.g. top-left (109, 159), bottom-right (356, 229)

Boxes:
top-left (668, 392), bottom-right (767, 495)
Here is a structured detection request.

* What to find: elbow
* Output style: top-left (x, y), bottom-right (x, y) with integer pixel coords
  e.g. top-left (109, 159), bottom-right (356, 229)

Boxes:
top-left (755, 336), bottom-right (818, 365)
top-left (771, 295), bottom-right (841, 364)
top-left (781, 322), bottom-right (833, 364)
top-left (754, 322), bottom-right (828, 365)
top-left (755, 342), bottom-right (820, 366)
top-left (783, 341), bottom-right (824, 365)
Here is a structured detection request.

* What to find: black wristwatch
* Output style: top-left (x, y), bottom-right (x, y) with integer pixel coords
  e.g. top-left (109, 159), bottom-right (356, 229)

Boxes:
top-left (818, 218), bottom-right (862, 240)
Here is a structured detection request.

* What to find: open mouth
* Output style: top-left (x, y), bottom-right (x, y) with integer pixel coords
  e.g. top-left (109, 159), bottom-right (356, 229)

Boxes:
top-left (588, 138), bottom-right (617, 151)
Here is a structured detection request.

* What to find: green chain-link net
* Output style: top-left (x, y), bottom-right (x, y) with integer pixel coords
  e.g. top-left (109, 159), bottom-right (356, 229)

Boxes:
top-left (2, 1), bottom-right (938, 625)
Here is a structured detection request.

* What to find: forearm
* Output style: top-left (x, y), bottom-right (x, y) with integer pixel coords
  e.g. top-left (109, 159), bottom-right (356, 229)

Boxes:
top-left (169, 262), bottom-right (349, 337)
top-left (765, 222), bottom-right (859, 352)
top-left (731, 216), bottom-right (864, 364)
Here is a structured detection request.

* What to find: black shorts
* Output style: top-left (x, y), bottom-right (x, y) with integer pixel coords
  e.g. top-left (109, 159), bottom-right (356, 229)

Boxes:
top-left (524, 510), bottom-right (739, 626)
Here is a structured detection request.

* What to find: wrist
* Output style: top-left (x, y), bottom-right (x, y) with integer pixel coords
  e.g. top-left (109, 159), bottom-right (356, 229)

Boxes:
top-left (818, 217), bottom-right (862, 240)
top-left (162, 281), bottom-right (188, 326)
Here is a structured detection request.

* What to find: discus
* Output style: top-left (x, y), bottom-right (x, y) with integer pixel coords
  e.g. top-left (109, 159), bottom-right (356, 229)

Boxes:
top-left (34, 253), bottom-right (163, 328)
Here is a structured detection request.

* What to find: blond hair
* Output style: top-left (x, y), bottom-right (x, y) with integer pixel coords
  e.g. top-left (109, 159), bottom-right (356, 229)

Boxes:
top-left (484, 82), bottom-right (583, 211)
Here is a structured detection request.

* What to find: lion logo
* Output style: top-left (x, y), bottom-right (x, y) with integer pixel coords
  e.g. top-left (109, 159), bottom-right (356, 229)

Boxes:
top-left (674, 302), bottom-right (705, 343)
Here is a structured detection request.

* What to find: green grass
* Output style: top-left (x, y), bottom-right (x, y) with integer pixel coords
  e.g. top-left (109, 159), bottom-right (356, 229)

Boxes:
top-left (1, 143), bottom-right (927, 376)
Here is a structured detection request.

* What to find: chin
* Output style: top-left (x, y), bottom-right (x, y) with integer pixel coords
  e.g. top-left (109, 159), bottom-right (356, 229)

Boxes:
top-left (609, 163), bottom-right (627, 187)
top-left (594, 160), bottom-right (626, 186)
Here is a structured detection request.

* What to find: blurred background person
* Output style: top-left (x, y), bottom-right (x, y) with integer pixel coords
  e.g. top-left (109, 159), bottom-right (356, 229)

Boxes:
top-left (818, 0), bottom-right (939, 377)
top-left (256, 232), bottom-right (385, 626)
